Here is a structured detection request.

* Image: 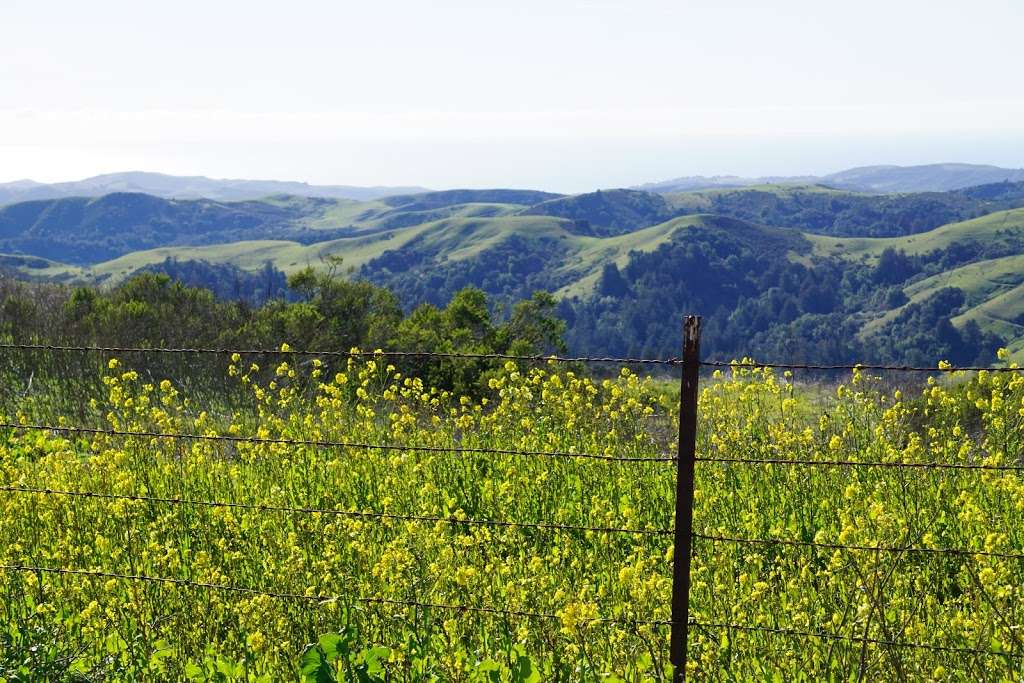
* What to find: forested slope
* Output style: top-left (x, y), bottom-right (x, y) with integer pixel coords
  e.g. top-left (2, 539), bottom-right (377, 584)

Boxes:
top-left (4, 182), bottom-right (1024, 364)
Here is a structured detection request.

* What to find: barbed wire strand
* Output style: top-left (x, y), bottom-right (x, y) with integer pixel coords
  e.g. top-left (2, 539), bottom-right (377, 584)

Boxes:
top-left (0, 422), bottom-right (674, 463)
top-left (0, 485), bottom-right (671, 537)
top-left (696, 454), bottom-right (1024, 472)
top-left (4, 561), bottom-right (1009, 657)
top-left (5, 341), bottom-right (1024, 373)
top-left (0, 342), bottom-right (680, 366)
top-left (701, 360), bottom-right (1023, 373)
top-left (693, 532), bottom-right (1024, 560)
top-left (0, 564), bottom-right (670, 627)
top-left (691, 620), bottom-right (1022, 658)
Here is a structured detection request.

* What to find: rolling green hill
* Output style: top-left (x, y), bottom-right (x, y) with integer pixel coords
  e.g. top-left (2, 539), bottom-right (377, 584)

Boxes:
top-left (0, 190), bottom-right (551, 272)
top-left (665, 182), bottom-right (1024, 238)
top-left (807, 207), bottom-right (1024, 260)
top-left (0, 193), bottom-right (344, 264)
top-left (6, 182), bottom-right (1024, 364)
top-left (521, 189), bottom-right (675, 236)
top-left (854, 251), bottom-right (1024, 355)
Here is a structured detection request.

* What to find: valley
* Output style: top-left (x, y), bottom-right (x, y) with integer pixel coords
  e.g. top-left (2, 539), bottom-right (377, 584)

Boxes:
top-left (4, 172), bottom-right (1024, 365)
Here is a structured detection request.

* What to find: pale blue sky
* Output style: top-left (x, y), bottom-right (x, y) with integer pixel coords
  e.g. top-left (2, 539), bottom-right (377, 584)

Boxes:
top-left (2, 0), bottom-right (1022, 192)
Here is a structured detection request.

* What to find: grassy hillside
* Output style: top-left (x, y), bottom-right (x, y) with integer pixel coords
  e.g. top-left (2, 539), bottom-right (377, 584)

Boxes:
top-left (0, 191), bottom-right (553, 277)
top-left (7, 184), bottom-right (1024, 364)
top-left (553, 214), bottom-right (806, 298)
top-left (522, 189), bottom-right (674, 236)
top-left (0, 193), bottom-right (345, 264)
top-left (878, 254), bottom-right (1024, 355)
top-left (18, 210), bottom-right (811, 309)
top-left (665, 182), bottom-right (1024, 238)
top-left (799, 210), bottom-right (1024, 359)
top-left (7, 183), bottom-right (1024, 275)
top-left (807, 207), bottom-right (1024, 260)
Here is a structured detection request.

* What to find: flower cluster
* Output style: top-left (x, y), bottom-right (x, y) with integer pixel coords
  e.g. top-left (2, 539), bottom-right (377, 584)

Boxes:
top-left (1, 351), bottom-right (1022, 679)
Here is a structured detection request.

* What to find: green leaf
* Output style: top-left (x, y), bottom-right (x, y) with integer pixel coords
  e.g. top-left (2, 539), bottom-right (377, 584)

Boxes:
top-left (215, 658), bottom-right (236, 678)
top-left (354, 646), bottom-right (390, 682)
top-left (317, 633), bottom-right (347, 661)
top-left (299, 645), bottom-right (338, 683)
top-left (511, 653), bottom-right (541, 683)
top-left (472, 659), bottom-right (501, 683)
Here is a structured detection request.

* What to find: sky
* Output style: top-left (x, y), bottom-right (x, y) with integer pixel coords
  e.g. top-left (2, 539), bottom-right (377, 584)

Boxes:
top-left (2, 0), bottom-right (1023, 193)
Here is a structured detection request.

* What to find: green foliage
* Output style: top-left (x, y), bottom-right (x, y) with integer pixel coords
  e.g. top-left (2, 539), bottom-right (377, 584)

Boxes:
top-left (363, 231), bottom-right (574, 310)
top-left (667, 181), bottom-right (1024, 237)
top-left (522, 189), bottom-right (675, 236)
top-left (562, 220), bottom-right (1006, 365)
top-left (298, 628), bottom-right (389, 683)
top-left (135, 258), bottom-right (289, 305)
top-left (6, 182), bottom-right (1024, 366)
top-left (0, 193), bottom-right (346, 264)
top-left (0, 269), bottom-right (568, 401)
top-left (872, 248), bottom-right (918, 285)
top-left (381, 189), bottom-right (560, 212)
top-left (393, 289), bottom-right (566, 393)
top-left (597, 263), bottom-right (630, 298)
top-left (3, 355), bottom-right (1024, 679)
top-left (873, 288), bottom-right (1003, 366)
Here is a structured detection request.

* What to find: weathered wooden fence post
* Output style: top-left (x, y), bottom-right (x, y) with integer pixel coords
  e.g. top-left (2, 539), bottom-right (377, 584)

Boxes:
top-left (671, 315), bottom-right (701, 681)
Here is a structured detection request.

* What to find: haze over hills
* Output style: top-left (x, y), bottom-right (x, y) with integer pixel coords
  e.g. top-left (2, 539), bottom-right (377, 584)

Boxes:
top-left (637, 163), bottom-right (1024, 194)
top-left (0, 171), bottom-right (429, 206)
top-left (5, 163), bottom-right (1024, 208)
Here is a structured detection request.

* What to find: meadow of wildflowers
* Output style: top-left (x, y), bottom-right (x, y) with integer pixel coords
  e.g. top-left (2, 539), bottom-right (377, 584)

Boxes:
top-left (1, 349), bottom-right (1023, 681)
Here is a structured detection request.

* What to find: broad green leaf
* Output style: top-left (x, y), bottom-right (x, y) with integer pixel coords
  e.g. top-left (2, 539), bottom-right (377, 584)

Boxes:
top-left (299, 645), bottom-right (338, 683)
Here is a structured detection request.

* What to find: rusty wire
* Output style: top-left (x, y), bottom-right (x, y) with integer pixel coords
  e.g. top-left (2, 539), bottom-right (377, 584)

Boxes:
top-left (0, 485), bottom-right (672, 537)
top-left (694, 532), bottom-right (1024, 560)
top-left (0, 342), bottom-right (681, 366)
top-left (697, 454), bottom-right (1024, 472)
top-left (691, 619), bottom-right (1022, 658)
top-left (0, 563), bottom-right (670, 626)
top-left (0, 422), bottom-right (674, 463)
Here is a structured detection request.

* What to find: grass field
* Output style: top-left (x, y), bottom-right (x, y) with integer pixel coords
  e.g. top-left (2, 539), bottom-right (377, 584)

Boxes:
top-left (807, 208), bottom-right (1024, 262)
top-left (12, 194), bottom-right (1024, 375)
top-left (2, 352), bottom-right (1023, 680)
top-left (18, 211), bottom-right (799, 307)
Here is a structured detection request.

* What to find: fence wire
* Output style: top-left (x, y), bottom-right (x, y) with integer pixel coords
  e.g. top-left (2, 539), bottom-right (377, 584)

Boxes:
top-left (0, 342), bottom-right (681, 366)
top-left (690, 620), bottom-right (1022, 659)
top-left (0, 422), bottom-right (675, 463)
top-left (0, 485), bottom-right (671, 537)
top-left (0, 563), bottom-right (670, 627)
top-left (693, 532), bottom-right (1024, 560)
top-left (6, 341), bottom-right (1024, 373)
top-left (696, 454), bottom-right (1024, 472)
top-left (2, 565), bottom-right (1013, 660)
top-left (701, 360), bottom-right (1024, 373)
top-left (4, 340), bottom-right (1024, 672)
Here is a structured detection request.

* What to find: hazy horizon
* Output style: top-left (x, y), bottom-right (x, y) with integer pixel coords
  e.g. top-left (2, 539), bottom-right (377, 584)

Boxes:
top-left (3, 0), bottom-right (1023, 193)
top-left (5, 145), bottom-right (1024, 195)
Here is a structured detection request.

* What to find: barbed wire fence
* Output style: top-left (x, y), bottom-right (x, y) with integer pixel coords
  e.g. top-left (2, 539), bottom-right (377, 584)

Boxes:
top-left (1, 326), bottom-right (1023, 680)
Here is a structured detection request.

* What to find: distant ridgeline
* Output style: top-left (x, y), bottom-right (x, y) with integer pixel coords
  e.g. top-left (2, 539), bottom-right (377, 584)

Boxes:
top-left (3, 174), bottom-right (1024, 366)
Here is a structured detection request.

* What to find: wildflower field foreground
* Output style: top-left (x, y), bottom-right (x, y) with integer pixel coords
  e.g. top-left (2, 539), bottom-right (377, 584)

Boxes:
top-left (2, 352), bottom-right (1024, 681)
